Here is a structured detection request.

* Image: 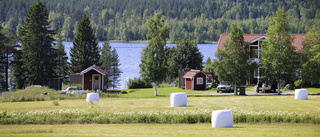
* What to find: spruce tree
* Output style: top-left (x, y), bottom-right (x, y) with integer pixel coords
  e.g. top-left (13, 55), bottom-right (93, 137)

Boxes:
top-left (0, 26), bottom-right (8, 90)
top-left (20, 1), bottom-right (56, 86)
top-left (55, 29), bottom-right (69, 84)
top-left (109, 48), bottom-right (122, 89)
top-left (100, 42), bottom-right (112, 89)
top-left (168, 39), bottom-right (203, 79)
top-left (70, 13), bottom-right (100, 73)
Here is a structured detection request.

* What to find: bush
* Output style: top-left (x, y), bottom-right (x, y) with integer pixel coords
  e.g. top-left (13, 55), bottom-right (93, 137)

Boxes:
top-left (294, 79), bottom-right (302, 89)
top-left (121, 91), bottom-right (128, 94)
top-left (127, 77), bottom-right (153, 89)
top-left (52, 101), bottom-right (59, 106)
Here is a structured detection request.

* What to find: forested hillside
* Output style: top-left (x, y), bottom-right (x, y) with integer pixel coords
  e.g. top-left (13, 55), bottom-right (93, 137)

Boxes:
top-left (1, 0), bottom-right (319, 43)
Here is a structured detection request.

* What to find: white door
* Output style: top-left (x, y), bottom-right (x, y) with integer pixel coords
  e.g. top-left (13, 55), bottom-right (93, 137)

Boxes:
top-left (93, 74), bottom-right (100, 90)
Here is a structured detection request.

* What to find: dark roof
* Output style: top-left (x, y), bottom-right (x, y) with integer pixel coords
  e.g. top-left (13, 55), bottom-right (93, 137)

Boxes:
top-left (183, 70), bottom-right (208, 79)
top-left (217, 33), bottom-right (306, 52)
top-left (80, 65), bottom-right (107, 76)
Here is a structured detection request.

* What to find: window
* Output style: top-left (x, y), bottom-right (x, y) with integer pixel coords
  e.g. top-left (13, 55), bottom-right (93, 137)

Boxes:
top-left (197, 77), bottom-right (203, 85)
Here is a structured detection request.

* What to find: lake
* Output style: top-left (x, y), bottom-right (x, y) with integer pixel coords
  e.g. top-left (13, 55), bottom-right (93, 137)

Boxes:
top-left (63, 41), bottom-right (217, 89)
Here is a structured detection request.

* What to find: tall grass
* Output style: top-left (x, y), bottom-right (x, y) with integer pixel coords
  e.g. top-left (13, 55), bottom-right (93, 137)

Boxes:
top-left (0, 108), bottom-right (318, 125)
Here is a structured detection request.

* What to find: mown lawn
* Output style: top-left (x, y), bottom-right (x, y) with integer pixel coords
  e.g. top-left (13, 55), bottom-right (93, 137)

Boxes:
top-left (0, 123), bottom-right (319, 137)
top-left (1, 95), bottom-right (319, 116)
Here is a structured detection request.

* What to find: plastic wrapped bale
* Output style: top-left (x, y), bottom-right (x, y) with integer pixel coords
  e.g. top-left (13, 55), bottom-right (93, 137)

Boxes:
top-left (86, 93), bottom-right (99, 102)
top-left (211, 110), bottom-right (233, 128)
top-left (295, 89), bottom-right (308, 100)
top-left (170, 93), bottom-right (187, 107)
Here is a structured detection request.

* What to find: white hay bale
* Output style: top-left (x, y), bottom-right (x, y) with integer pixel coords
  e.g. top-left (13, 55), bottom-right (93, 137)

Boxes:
top-left (295, 89), bottom-right (308, 100)
top-left (170, 93), bottom-right (187, 107)
top-left (212, 110), bottom-right (233, 128)
top-left (86, 93), bottom-right (99, 102)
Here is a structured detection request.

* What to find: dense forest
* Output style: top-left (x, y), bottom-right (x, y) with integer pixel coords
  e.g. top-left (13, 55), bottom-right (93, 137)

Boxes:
top-left (0, 0), bottom-right (319, 43)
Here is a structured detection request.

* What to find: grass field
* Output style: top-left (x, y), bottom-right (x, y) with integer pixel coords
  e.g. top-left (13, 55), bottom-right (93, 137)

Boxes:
top-left (0, 123), bottom-right (319, 137)
top-left (0, 86), bottom-right (319, 136)
top-left (1, 96), bottom-right (319, 115)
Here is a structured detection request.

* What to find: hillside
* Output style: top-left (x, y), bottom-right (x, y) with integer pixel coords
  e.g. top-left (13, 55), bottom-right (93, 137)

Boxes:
top-left (0, 0), bottom-right (319, 43)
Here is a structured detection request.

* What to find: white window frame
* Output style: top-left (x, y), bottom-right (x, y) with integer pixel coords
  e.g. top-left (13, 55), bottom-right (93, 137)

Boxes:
top-left (197, 77), bottom-right (203, 85)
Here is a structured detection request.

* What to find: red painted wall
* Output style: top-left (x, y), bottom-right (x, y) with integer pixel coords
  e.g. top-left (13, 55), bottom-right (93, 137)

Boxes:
top-left (185, 78), bottom-right (192, 89)
top-left (193, 73), bottom-right (206, 90)
top-left (83, 70), bottom-right (101, 90)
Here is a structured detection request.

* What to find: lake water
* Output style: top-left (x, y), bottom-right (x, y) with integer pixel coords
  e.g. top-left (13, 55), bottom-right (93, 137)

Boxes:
top-left (63, 41), bottom-right (217, 89)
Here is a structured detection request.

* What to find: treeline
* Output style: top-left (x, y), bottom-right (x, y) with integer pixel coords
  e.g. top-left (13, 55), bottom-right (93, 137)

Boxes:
top-left (1, 0), bottom-right (319, 43)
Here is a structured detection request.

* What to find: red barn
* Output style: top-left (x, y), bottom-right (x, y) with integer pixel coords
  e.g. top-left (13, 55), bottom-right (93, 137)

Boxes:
top-left (183, 70), bottom-right (208, 90)
top-left (79, 65), bottom-right (107, 90)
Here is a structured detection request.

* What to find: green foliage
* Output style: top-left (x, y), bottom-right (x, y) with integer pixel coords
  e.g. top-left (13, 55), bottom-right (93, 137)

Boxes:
top-left (168, 39), bottom-right (203, 79)
top-left (301, 21), bottom-right (320, 84)
top-left (139, 13), bottom-right (169, 95)
top-left (109, 48), bottom-right (122, 89)
top-left (70, 13), bottom-right (100, 73)
top-left (52, 101), bottom-right (59, 106)
top-left (294, 79), bottom-right (302, 89)
top-left (213, 24), bottom-right (251, 88)
top-left (127, 77), bottom-right (152, 89)
top-left (19, 1), bottom-right (57, 86)
top-left (54, 29), bottom-right (69, 84)
top-left (100, 42), bottom-right (112, 89)
top-left (261, 7), bottom-right (297, 94)
top-left (100, 42), bottom-right (122, 89)
top-left (0, 0), bottom-right (319, 42)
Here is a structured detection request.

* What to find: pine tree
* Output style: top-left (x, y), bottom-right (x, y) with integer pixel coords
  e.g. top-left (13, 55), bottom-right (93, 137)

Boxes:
top-left (213, 24), bottom-right (250, 95)
top-left (168, 39), bottom-right (203, 79)
top-left (139, 13), bottom-right (169, 96)
top-left (100, 42), bottom-right (112, 89)
top-left (109, 48), bottom-right (122, 89)
top-left (0, 25), bottom-right (8, 90)
top-left (70, 13), bottom-right (100, 73)
top-left (20, 1), bottom-right (57, 86)
top-left (260, 7), bottom-right (296, 94)
top-left (55, 29), bottom-right (69, 84)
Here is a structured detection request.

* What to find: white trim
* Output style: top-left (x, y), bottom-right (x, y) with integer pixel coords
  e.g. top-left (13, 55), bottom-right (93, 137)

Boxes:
top-left (92, 74), bottom-right (101, 90)
top-left (250, 35), bottom-right (267, 44)
top-left (197, 77), bottom-right (203, 85)
top-left (102, 75), bottom-right (104, 90)
top-left (191, 78), bottom-right (194, 90)
top-left (80, 67), bottom-right (106, 76)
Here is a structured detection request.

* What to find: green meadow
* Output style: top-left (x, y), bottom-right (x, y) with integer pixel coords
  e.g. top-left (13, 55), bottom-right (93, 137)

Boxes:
top-left (0, 86), bottom-right (319, 136)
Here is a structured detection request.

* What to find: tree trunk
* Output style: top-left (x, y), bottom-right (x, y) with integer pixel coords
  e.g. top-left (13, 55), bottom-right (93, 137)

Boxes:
top-left (277, 81), bottom-right (281, 95)
top-left (154, 83), bottom-right (157, 96)
top-left (234, 83), bottom-right (237, 95)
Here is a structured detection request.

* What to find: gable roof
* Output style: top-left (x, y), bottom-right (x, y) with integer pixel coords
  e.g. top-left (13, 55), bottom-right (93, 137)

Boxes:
top-left (217, 34), bottom-right (265, 50)
top-left (183, 69), bottom-right (207, 79)
top-left (217, 33), bottom-right (306, 51)
top-left (292, 34), bottom-right (306, 51)
top-left (80, 65), bottom-right (107, 76)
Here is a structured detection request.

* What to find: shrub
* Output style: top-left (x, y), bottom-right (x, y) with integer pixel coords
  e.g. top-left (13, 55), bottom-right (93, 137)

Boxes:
top-left (127, 77), bottom-right (152, 89)
top-left (52, 101), bottom-right (59, 106)
top-left (121, 91), bottom-right (128, 94)
top-left (294, 79), bottom-right (302, 89)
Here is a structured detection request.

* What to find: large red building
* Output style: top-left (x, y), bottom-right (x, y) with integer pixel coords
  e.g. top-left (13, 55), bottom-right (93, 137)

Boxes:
top-left (183, 70), bottom-right (209, 90)
top-left (217, 33), bottom-right (306, 84)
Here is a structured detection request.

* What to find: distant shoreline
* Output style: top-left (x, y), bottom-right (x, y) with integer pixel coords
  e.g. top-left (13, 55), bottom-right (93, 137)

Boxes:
top-left (62, 40), bottom-right (218, 44)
